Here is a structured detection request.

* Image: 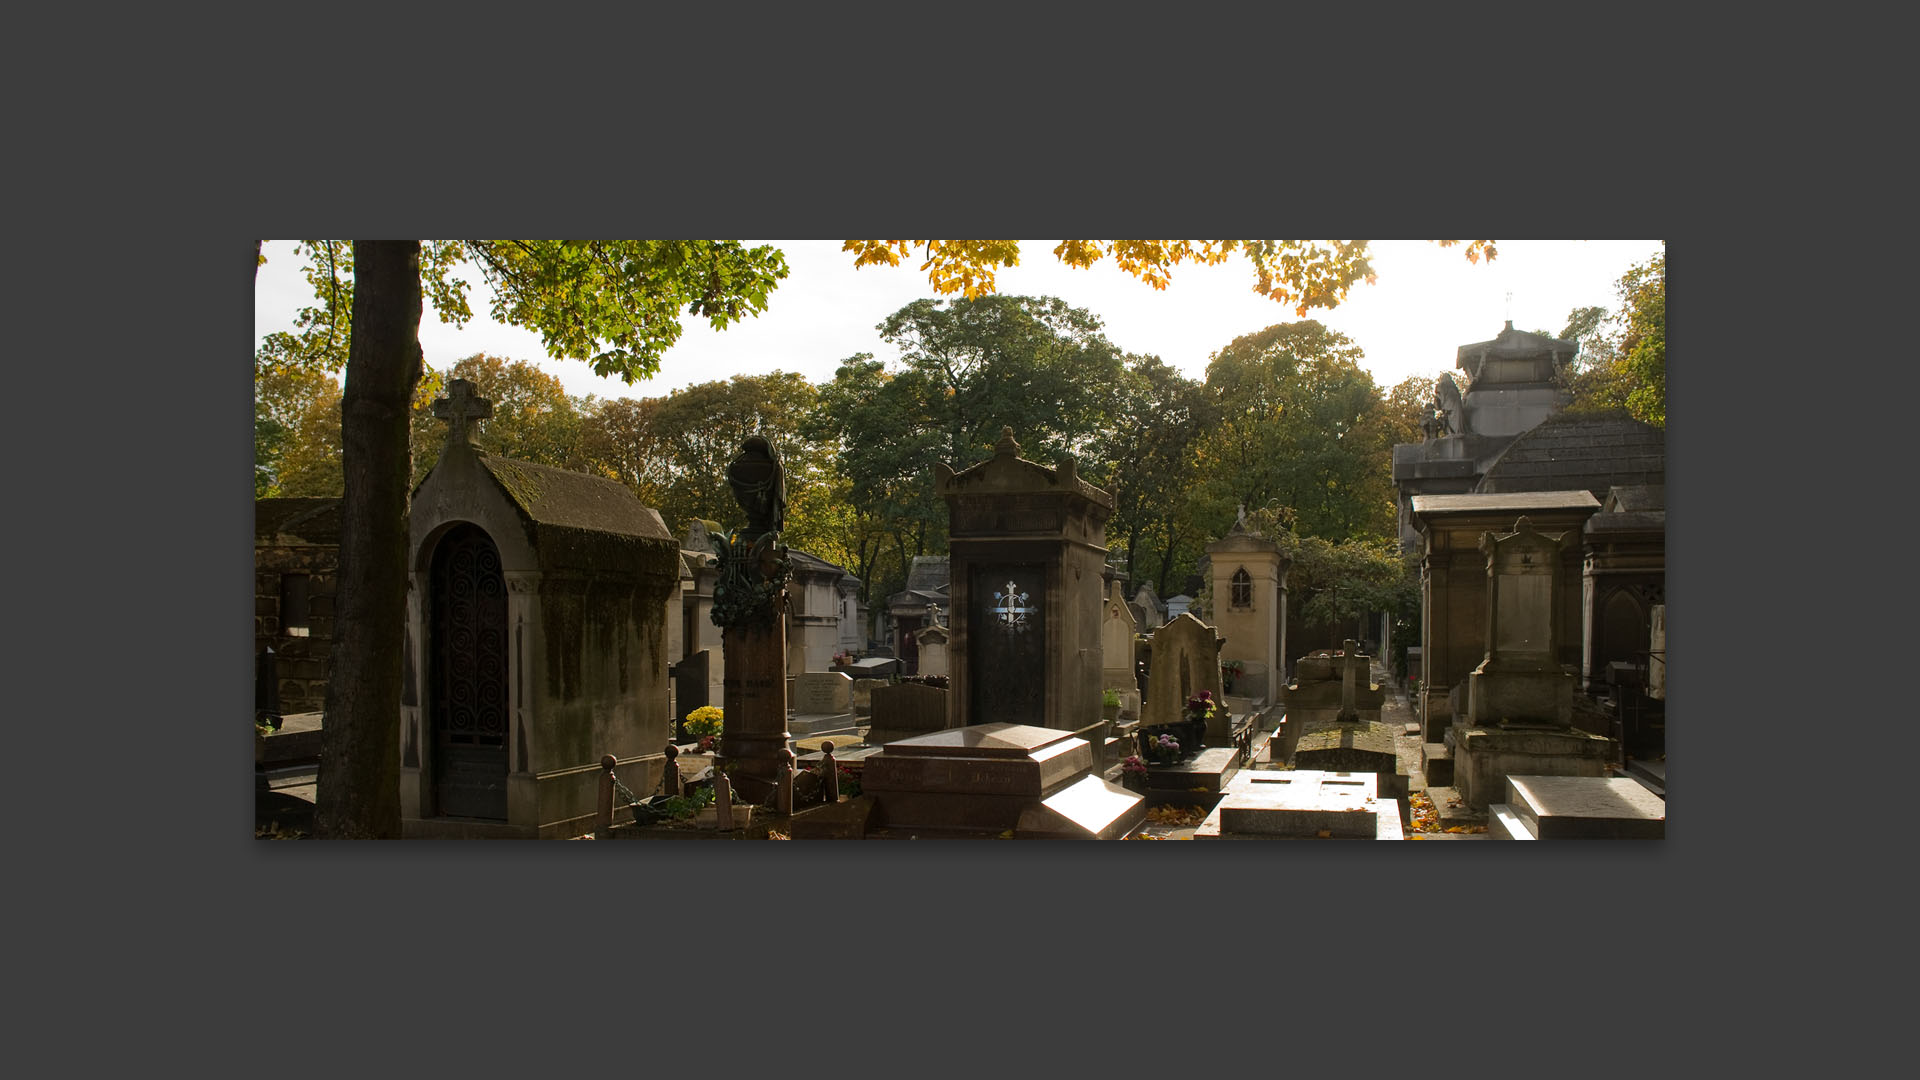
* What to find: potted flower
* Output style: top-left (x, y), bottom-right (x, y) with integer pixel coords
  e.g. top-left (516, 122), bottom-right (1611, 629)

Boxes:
top-left (1101, 688), bottom-right (1122, 722)
top-left (1142, 732), bottom-right (1182, 765)
top-left (1121, 754), bottom-right (1150, 792)
top-left (684, 705), bottom-right (724, 753)
top-left (1220, 660), bottom-right (1244, 694)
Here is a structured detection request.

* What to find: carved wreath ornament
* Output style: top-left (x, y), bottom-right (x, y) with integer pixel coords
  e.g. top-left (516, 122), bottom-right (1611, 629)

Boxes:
top-left (709, 530), bottom-right (789, 631)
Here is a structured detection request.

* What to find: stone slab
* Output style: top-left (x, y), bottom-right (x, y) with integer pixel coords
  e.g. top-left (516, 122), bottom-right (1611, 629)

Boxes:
top-left (260, 710), bottom-right (325, 766)
top-left (1015, 775), bottom-right (1148, 839)
top-left (1504, 775), bottom-right (1665, 838)
top-left (1144, 746), bottom-right (1241, 794)
top-left (877, 722), bottom-right (1078, 759)
top-left (1196, 770), bottom-right (1382, 838)
top-left (786, 712), bottom-right (859, 737)
top-left (862, 735), bottom-right (1092, 797)
top-left (795, 744), bottom-right (881, 764)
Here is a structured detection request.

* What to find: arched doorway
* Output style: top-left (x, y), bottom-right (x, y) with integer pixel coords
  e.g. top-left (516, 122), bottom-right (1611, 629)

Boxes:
top-left (429, 523), bottom-right (509, 820)
top-left (1600, 588), bottom-right (1649, 677)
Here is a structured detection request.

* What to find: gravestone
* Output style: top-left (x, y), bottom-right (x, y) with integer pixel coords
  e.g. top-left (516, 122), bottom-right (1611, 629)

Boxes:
top-left (1100, 579), bottom-right (1138, 691)
top-left (788, 670), bottom-right (858, 739)
top-left (1142, 613), bottom-right (1227, 742)
top-left (915, 622), bottom-right (950, 678)
top-left (1452, 516), bottom-right (1616, 809)
top-left (401, 379), bottom-right (682, 838)
top-left (792, 671), bottom-right (853, 713)
top-left (670, 649), bottom-right (710, 737)
top-left (865, 680), bottom-right (951, 745)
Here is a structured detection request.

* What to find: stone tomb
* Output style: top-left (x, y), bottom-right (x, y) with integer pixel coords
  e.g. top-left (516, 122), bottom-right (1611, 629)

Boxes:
top-left (1283, 643), bottom-right (1385, 726)
top-left (859, 723), bottom-right (1145, 839)
top-left (402, 380), bottom-right (682, 838)
top-left (788, 671), bottom-right (857, 738)
top-left (1141, 746), bottom-right (1241, 805)
top-left (1409, 491), bottom-right (1600, 741)
top-left (1193, 769), bottom-right (1401, 840)
top-left (864, 680), bottom-right (952, 745)
top-left (1488, 775), bottom-right (1665, 839)
top-left (937, 428), bottom-right (1112, 733)
top-left (1451, 516), bottom-right (1616, 809)
top-left (1280, 640), bottom-right (1406, 819)
top-left (1204, 514), bottom-right (1290, 704)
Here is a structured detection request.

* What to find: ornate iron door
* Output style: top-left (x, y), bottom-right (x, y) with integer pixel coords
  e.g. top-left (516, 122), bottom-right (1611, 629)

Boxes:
top-left (430, 524), bottom-right (509, 820)
top-left (969, 565), bottom-right (1045, 726)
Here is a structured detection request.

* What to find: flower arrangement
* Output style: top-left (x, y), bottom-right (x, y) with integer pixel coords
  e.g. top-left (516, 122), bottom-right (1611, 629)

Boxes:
top-left (1122, 754), bottom-right (1149, 778)
top-left (684, 706), bottom-right (724, 738)
top-left (1142, 732), bottom-right (1183, 764)
top-left (1184, 691), bottom-right (1218, 724)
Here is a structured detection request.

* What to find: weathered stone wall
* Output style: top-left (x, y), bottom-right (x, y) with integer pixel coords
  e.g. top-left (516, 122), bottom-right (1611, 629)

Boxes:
top-left (254, 540), bottom-right (339, 715)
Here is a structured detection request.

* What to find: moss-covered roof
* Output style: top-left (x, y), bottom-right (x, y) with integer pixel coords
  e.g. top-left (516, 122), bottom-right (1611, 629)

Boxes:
top-left (479, 456), bottom-right (671, 540)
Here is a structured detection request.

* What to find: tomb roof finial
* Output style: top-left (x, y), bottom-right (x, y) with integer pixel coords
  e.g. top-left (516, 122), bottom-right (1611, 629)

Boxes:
top-left (432, 378), bottom-right (492, 450)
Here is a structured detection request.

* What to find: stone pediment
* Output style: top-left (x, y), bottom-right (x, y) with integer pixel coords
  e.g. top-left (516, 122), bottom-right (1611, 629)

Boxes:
top-left (935, 427), bottom-right (1114, 513)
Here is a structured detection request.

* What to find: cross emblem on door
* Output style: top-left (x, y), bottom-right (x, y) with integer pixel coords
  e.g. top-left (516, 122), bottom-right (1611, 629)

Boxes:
top-left (991, 580), bottom-right (1035, 631)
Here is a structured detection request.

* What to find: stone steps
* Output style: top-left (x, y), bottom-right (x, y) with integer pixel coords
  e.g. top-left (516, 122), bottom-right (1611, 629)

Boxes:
top-left (1487, 802), bottom-right (1536, 839)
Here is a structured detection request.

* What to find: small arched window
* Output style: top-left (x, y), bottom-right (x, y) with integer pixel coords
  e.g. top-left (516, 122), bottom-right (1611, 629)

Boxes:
top-left (1230, 568), bottom-right (1252, 608)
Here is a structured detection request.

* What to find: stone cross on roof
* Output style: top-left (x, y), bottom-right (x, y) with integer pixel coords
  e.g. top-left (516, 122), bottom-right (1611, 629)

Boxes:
top-left (433, 378), bottom-right (492, 449)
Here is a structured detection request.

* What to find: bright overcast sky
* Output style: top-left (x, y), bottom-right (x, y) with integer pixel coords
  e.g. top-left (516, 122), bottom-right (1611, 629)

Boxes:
top-left (254, 239), bottom-right (1662, 401)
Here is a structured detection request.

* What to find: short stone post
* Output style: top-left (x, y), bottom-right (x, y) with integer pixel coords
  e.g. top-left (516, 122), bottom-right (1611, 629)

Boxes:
top-left (820, 741), bottom-right (839, 805)
top-left (775, 749), bottom-right (795, 815)
top-left (662, 744), bottom-right (682, 799)
top-left (595, 754), bottom-right (617, 837)
top-left (714, 769), bottom-right (733, 830)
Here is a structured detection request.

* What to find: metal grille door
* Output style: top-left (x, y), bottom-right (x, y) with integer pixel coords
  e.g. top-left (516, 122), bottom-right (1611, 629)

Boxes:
top-left (430, 524), bottom-right (509, 820)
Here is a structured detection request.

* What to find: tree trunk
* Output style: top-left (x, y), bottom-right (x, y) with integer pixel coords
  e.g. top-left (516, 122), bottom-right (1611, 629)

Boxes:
top-left (317, 241), bottom-right (422, 838)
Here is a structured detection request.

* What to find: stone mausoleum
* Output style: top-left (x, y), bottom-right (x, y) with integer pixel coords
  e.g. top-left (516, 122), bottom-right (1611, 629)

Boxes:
top-left (400, 380), bottom-right (683, 838)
